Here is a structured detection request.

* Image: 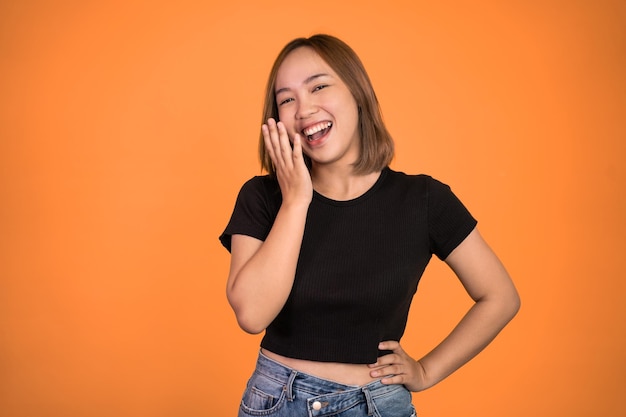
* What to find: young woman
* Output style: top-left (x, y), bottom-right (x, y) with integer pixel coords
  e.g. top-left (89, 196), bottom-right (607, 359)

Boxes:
top-left (219, 34), bottom-right (520, 417)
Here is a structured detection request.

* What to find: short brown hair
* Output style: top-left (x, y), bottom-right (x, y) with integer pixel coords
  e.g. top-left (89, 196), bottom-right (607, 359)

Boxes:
top-left (259, 34), bottom-right (394, 176)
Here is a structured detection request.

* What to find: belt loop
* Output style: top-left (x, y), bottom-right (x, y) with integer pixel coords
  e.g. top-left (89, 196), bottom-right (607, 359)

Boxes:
top-left (362, 385), bottom-right (375, 416)
top-left (285, 370), bottom-right (297, 401)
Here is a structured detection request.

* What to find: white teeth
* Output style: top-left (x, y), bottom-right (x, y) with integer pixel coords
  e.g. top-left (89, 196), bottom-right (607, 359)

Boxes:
top-left (303, 122), bottom-right (332, 136)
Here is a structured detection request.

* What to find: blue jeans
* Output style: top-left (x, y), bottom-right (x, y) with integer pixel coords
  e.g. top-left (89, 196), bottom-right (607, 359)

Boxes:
top-left (238, 351), bottom-right (417, 417)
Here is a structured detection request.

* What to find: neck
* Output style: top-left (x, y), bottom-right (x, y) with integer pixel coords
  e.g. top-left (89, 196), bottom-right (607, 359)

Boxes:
top-left (311, 165), bottom-right (382, 201)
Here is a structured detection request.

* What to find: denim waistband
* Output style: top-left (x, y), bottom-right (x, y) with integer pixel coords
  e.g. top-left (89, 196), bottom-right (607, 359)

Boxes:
top-left (254, 351), bottom-right (404, 416)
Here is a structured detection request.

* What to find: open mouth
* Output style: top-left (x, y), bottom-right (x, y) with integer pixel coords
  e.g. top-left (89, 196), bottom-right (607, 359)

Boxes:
top-left (302, 121), bottom-right (333, 142)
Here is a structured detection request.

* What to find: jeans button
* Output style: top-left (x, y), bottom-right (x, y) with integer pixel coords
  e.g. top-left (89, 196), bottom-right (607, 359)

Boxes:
top-left (312, 400), bottom-right (322, 410)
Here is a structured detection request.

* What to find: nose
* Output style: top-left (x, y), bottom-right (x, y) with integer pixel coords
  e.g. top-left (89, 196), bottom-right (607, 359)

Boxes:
top-left (295, 95), bottom-right (317, 119)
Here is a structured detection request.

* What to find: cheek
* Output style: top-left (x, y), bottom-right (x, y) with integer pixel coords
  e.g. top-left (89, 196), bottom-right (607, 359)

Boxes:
top-left (277, 116), bottom-right (298, 139)
top-left (340, 102), bottom-right (360, 134)
top-left (277, 109), bottom-right (293, 128)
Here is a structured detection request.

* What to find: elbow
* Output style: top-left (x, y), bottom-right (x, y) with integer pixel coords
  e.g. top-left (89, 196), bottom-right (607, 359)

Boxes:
top-left (504, 289), bottom-right (521, 321)
top-left (235, 313), bottom-right (267, 335)
top-left (227, 293), bottom-right (269, 334)
top-left (478, 287), bottom-right (520, 324)
top-left (496, 274), bottom-right (521, 321)
top-left (513, 291), bottom-right (521, 316)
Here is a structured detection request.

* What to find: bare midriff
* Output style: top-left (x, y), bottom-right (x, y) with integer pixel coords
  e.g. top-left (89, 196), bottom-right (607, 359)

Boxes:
top-left (261, 348), bottom-right (384, 386)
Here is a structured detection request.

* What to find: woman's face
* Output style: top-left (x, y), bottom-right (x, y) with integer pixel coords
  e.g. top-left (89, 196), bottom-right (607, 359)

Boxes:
top-left (274, 47), bottom-right (360, 169)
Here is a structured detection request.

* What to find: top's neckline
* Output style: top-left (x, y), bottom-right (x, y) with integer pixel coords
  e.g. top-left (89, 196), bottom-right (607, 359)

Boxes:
top-left (312, 167), bottom-right (389, 207)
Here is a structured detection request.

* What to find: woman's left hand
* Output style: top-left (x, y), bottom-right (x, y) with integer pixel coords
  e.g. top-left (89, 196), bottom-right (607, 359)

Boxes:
top-left (368, 341), bottom-right (427, 392)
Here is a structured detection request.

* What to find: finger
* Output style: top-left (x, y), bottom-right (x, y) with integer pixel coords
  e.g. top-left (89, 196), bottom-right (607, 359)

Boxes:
top-left (378, 340), bottom-right (401, 353)
top-left (266, 118), bottom-right (285, 167)
top-left (369, 354), bottom-right (397, 368)
top-left (371, 341), bottom-right (401, 365)
top-left (380, 374), bottom-right (407, 386)
top-left (276, 121), bottom-right (293, 166)
top-left (292, 133), bottom-right (305, 162)
top-left (370, 363), bottom-right (399, 379)
top-left (262, 123), bottom-right (279, 168)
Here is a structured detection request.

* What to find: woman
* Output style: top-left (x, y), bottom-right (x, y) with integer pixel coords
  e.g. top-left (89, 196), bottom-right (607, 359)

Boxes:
top-left (219, 34), bottom-right (520, 417)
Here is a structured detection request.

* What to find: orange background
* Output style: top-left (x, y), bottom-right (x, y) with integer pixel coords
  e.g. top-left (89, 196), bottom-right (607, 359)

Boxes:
top-left (1, 1), bottom-right (624, 416)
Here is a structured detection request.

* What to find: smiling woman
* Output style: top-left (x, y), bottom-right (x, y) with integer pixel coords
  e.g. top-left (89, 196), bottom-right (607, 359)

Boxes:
top-left (274, 47), bottom-right (361, 171)
top-left (259, 35), bottom-right (395, 180)
top-left (1, 2), bottom-right (624, 416)
top-left (219, 34), bottom-right (520, 417)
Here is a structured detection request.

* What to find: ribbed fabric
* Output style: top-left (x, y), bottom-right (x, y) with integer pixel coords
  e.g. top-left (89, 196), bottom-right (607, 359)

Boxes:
top-left (220, 168), bottom-right (477, 364)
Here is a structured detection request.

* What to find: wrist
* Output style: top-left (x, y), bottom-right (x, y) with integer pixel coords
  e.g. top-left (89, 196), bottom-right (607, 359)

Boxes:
top-left (415, 360), bottom-right (429, 392)
top-left (280, 199), bottom-right (311, 212)
top-left (413, 359), bottom-right (440, 392)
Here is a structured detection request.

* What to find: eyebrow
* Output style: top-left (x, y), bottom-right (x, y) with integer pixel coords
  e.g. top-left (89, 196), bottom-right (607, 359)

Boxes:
top-left (275, 73), bottom-right (331, 96)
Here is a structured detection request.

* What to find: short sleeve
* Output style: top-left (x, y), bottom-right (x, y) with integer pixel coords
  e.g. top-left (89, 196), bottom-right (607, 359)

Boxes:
top-left (218, 176), bottom-right (282, 252)
top-left (428, 178), bottom-right (478, 260)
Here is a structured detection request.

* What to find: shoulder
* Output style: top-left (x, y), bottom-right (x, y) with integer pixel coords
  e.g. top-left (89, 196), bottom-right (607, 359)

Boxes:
top-left (384, 168), bottom-right (443, 192)
top-left (219, 175), bottom-right (281, 251)
top-left (237, 175), bottom-right (281, 201)
top-left (384, 169), bottom-right (470, 214)
top-left (240, 174), bottom-right (279, 192)
top-left (229, 174), bottom-right (283, 222)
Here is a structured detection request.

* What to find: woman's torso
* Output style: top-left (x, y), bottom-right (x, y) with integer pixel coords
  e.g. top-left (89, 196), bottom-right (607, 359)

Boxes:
top-left (261, 348), bottom-right (384, 386)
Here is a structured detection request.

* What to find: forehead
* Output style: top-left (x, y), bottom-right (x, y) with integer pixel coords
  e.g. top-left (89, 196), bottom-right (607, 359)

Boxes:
top-left (275, 47), bottom-right (337, 88)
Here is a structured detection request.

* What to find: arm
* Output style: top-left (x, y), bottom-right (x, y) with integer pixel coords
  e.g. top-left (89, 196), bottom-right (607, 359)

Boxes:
top-left (371, 228), bottom-right (520, 391)
top-left (226, 119), bottom-right (312, 334)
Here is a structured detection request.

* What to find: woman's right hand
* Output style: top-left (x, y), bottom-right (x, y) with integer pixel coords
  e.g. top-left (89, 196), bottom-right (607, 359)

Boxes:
top-left (227, 119), bottom-right (311, 334)
top-left (262, 118), bottom-right (313, 207)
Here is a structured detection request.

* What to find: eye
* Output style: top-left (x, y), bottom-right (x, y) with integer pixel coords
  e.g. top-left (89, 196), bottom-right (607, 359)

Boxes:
top-left (313, 84), bottom-right (329, 92)
top-left (278, 97), bottom-right (294, 106)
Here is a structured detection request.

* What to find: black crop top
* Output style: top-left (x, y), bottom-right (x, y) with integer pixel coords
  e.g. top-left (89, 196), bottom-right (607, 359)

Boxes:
top-left (219, 168), bottom-right (477, 364)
